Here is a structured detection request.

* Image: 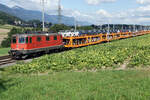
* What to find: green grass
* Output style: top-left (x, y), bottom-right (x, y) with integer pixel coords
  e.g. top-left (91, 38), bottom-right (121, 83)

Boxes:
top-left (0, 24), bottom-right (19, 30)
top-left (0, 48), bottom-right (10, 56)
top-left (0, 24), bottom-right (14, 35)
top-left (1, 70), bottom-right (150, 100)
top-left (1, 34), bottom-right (150, 99)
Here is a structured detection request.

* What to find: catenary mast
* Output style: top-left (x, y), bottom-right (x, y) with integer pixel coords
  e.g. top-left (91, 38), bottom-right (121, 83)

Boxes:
top-left (41, 0), bottom-right (45, 32)
top-left (58, 0), bottom-right (61, 24)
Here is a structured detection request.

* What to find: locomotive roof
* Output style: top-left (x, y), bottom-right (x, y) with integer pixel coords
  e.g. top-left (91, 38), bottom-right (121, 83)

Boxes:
top-left (12, 32), bottom-right (59, 37)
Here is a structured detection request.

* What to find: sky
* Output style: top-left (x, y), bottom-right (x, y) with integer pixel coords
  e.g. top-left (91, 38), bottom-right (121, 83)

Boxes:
top-left (0, 0), bottom-right (150, 25)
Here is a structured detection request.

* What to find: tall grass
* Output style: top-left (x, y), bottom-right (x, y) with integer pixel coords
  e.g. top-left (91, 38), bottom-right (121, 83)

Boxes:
top-left (1, 70), bottom-right (150, 100)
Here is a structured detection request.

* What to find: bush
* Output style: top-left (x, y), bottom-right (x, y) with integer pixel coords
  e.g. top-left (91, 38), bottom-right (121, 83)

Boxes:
top-left (49, 24), bottom-right (71, 33)
top-left (1, 38), bottom-right (11, 47)
top-left (0, 19), bottom-right (5, 25)
top-left (1, 27), bottom-right (23, 47)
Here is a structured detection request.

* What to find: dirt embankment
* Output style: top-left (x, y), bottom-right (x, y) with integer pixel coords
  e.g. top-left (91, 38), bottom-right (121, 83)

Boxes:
top-left (0, 28), bottom-right (10, 44)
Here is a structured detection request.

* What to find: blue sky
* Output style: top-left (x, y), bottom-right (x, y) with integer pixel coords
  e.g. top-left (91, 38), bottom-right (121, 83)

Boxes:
top-left (62, 0), bottom-right (138, 13)
top-left (0, 0), bottom-right (150, 25)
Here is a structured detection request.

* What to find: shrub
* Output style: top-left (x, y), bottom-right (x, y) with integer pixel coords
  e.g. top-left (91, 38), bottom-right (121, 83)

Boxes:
top-left (1, 27), bottom-right (23, 47)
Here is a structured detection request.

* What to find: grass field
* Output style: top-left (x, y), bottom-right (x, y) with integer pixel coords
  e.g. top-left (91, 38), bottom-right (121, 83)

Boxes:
top-left (0, 24), bottom-right (19, 30)
top-left (0, 34), bottom-right (150, 100)
top-left (1, 70), bottom-right (150, 100)
top-left (0, 48), bottom-right (10, 56)
top-left (0, 29), bottom-right (10, 35)
top-left (0, 25), bottom-right (12, 44)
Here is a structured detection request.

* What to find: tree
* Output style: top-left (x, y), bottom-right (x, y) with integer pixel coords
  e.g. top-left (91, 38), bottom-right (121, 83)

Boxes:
top-left (1, 27), bottom-right (23, 47)
top-left (77, 26), bottom-right (93, 30)
top-left (49, 24), bottom-right (71, 33)
top-left (28, 20), bottom-right (42, 28)
top-left (0, 19), bottom-right (5, 25)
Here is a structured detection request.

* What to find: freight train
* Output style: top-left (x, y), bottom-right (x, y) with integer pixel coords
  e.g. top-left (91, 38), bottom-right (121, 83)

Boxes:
top-left (9, 30), bottom-right (150, 59)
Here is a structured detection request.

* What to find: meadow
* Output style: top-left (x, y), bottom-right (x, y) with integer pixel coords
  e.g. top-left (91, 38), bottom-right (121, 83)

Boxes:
top-left (1, 70), bottom-right (150, 100)
top-left (0, 24), bottom-right (19, 30)
top-left (0, 34), bottom-right (150, 100)
top-left (0, 48), bottom-right (10, 56)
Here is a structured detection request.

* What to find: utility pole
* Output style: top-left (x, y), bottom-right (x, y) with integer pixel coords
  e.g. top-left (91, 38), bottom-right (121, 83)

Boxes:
top-left (74, 17), bottom-right (77, 32)
top-left (107, 19), bottom-right (111, 34)
top-left (144, 25), bottom-right (146, 31)
top-left (58, 0), bottom-right (61, 24)
top-left (100, 24), bottom-right (102, 30)
top-left (107, 22), bottom-right (110, 34)
top-left (113, 24), bottom-right (115, 32)
top-left (134, 24), bottom-right (136, 32)
top-left (129, 25), bottom-right (131, 32)
top-left (122, 24), bottom-right (124, 32)
top-left (41, 0), bottom-right (45, 32)
top-left (141, 25), bottom-right (142, 31)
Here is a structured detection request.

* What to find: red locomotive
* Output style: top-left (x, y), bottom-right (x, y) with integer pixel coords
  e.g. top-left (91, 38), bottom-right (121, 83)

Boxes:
top-left (9, 32), bottom-right (64, 59)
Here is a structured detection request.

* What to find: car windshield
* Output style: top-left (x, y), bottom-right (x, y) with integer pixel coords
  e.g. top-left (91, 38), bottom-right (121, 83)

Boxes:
top-left (19, 37), bottom-right (25, 43)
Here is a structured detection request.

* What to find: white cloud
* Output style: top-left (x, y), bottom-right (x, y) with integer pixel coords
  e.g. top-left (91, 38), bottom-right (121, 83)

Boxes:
top-left (96, 9), bottom-right (112, 18)
top-left (0, 0), bottom-right (59, 11)
top-left (63, 10), bottom-right (94, 23)
top-left (1, 0), bottom-right (150, 25)
top-left (137, 0), bottom-right (150, 5)
top-left (85, 0), bottom-right (116, 5)
top-left (137, 5), bottom-right (150, 11)
top-left (63, 7), bottom-right (150, 25)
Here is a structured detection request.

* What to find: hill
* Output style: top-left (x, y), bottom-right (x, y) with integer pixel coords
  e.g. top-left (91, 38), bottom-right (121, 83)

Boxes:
top-left (0, 11), bottom-right (23, 25)
top-left (0, 4), bottom-right (91, 26)
top-left (0, 11), bottom-right (21, 44)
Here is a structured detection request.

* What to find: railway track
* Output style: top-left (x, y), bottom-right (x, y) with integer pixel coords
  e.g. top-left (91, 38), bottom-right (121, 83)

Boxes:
top-left (0, 55), bottom-right (16, 66)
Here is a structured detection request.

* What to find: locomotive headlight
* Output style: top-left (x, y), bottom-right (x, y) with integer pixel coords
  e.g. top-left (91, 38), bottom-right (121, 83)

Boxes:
top-left (46, 34), bottom-right (49, 36)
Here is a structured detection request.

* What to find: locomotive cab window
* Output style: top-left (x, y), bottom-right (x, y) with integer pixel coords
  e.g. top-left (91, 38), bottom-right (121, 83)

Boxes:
top-left (54, 35), bottom-right (57, 40)
top-left (19, 37), bottom-right (25, 43)
top-left (12, 37), bottom-right (16, 44)
top-left (46, 36), bottom-right (50, 41)
top-left (37, 36), bottom-right (41, 42)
